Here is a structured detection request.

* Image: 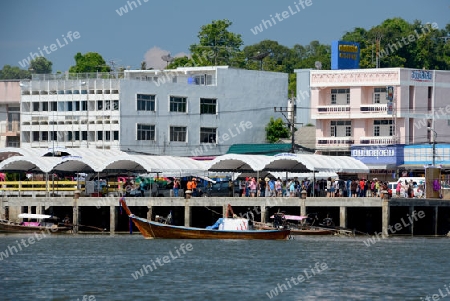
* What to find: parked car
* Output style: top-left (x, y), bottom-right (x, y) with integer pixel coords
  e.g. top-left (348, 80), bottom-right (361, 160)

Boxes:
top-left (197, 181), bottom-right (240, 197)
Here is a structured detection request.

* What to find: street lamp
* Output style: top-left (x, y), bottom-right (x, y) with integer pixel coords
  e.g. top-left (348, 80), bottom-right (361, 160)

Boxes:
top-left (427, 127), bottom-right (437, 166)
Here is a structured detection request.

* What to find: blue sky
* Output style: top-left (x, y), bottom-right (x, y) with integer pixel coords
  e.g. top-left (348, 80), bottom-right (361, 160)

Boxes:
top-left (0, 0), bottom-right (449, 72)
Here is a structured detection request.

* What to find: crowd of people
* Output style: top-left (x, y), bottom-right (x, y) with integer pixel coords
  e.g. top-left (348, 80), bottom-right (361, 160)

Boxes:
top-left (232, 177), bottom-right (393, 198)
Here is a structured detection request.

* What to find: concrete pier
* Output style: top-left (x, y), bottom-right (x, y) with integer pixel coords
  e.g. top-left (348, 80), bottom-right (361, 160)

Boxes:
top-left (2, 196), bottom-right (450, 236)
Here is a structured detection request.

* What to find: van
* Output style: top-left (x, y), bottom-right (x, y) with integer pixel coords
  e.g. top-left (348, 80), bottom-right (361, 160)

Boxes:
top-left (390, 177), bottom-right (425, 198)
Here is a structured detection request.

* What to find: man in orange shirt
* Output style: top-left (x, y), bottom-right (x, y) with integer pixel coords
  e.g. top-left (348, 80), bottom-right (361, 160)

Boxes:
top-left (359, 179), bottom-right (365, 197)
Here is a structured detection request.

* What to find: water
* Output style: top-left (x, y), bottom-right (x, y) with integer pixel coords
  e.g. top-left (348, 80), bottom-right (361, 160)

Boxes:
top-left (1, 233), bottom-right (450, 301)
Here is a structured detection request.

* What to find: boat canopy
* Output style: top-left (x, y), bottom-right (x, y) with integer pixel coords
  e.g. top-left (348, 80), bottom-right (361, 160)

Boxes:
top-left (18, 213), bottom-right (53, 219)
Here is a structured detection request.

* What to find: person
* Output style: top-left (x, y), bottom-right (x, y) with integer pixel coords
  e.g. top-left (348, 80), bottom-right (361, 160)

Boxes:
top-left (228, 180), bottom-right (234, 197)
top-left (275, 178), bottom-right (282, 197)
top-left (191, 178), bottom-right (198, 197)
top-left (139, 181), bottom-right (145, 197)
top-left (396, 180), bottom-right (402, 197)
top-left (249, 177), bottom-right (257, 197)
top-left (173, 178), bottom-right (180, 197)
top-left (326, 177), bottom-right (332, 197)
top-left (63, 214), bottom-right (71, 225)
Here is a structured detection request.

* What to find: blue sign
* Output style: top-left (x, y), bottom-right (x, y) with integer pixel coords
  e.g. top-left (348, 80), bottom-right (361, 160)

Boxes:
top-left (411, 70), bottom-right (433, 82)
top-left (331, 41), bottom-right (360, 70)
top-left (351, 145), bottom-right (404, 165)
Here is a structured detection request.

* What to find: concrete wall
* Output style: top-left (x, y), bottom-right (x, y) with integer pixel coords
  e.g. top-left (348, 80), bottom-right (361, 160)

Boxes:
top-left (119, 68), bottom-right (288, 156)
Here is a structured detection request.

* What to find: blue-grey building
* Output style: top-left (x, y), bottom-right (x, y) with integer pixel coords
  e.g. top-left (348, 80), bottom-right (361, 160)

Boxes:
top-left (120, 67), bottom-right (288, 156)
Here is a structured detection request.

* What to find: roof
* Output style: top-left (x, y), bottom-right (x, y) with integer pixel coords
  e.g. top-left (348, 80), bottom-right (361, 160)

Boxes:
top-left (227, 144), bottom-right (292, 155)
top-left (206, 153), bottom-right (369, 173)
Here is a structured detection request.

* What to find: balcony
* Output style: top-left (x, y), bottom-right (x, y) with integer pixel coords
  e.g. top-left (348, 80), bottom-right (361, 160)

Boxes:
top-left (0, 121), bottom-right (20, 136)
top-left (360, 104), bottom-right (387, 113)
top-left (317, 136), bottom-right (354, 146)
top-left (359, 136), bottom-right (394, 145)
top-left (317, 105), bottom-right (350, 113)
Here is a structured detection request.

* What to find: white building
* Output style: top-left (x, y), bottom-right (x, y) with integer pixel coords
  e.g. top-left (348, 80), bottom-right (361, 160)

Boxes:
top-left (19, 67), bottom-right (288, 156)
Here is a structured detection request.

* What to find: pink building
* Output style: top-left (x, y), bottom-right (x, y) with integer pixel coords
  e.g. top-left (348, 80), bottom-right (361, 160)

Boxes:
top-left (296, 68), bottom-right (450, 157)
top-left (0, 80), bottom-right (21, 149)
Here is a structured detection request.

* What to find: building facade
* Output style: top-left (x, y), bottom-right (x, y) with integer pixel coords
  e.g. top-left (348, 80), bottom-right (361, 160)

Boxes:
top-left (295, 68), bottom-right (450, 166)
top-left (0, 80), bottom-right (21, 150)
top-left (19, 67), bottom-right (288, 156)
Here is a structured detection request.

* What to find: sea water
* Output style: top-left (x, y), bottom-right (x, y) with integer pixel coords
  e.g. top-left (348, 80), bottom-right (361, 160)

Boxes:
top-left (0, 234), bottom-right (449, 300)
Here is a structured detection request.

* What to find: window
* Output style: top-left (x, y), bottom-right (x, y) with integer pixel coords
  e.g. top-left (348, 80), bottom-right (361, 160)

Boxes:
top-left (113, 131), bottom-right (119, 141)
top-left (51, 102), bottom-right (57, 112)
top-left (32, 131), bottom-right (39, 141)
top-left (137, 94), bottom-right (155, 111)
top-left (194, 74), bottom-right (213, 85)
top-left (75, 101), bottom-right (80, 111)
top-left (200, 127), bottom-right (217, 143)
top-left (170, 126), bottom-right (187, 142)
top-left (42, 102), bottom-right (48, 111)
top-left (137, 124), bottom-right (155, 141)
top-left (373, 120), bottom-right (393, 136)
top-left (42, 131), bottom-right (48, 141)
top-left (81, 101), bottom-right (87, 111)
top-left (33, 102), bottom-right (39, 112)
top-left (113, 100), bottom-right (119, 111)
top-left (330, 120), bottom-right (351, 137)
top-left (105, 131), bottom-right (110, 141)
top-left (97, 100), bottom-right (103, 111)
top-left (200, 98), bottom-right (217, 114)
top-left (68, 132), bottom-right (73, 141)
top-left (97, 131), bottom-right (103, 141)
top-left (330, 89), bottom-right (349, 105)
top-left (82, 131), bottom-right (87, 141)
top-left (67, 101), bottom-right (73, 112)
top-left (170, 96), bottom-right (187, 112)
top-left (374, 126), bottom-right (380, 136)
top-left (75, 131), bottom-right (80, 141)
top-left (373, 87), bottom-right (387, 104)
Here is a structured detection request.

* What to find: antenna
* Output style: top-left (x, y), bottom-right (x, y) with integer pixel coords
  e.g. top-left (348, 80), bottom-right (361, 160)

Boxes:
top-left (314, 61), bottom-right (322, 70)
top-left (161, 53), bottom-right (175, 67)
top-left (250, 52), bottom-right (270, 70)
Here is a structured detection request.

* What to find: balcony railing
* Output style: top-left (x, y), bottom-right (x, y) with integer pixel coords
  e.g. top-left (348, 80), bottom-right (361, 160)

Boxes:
top-left (359, 136), bottom-right (394, 145)
top-left (317, 105), bottom-right (350, 113)
top-left (360, 104), bottom-right (387, 113)
top-left (317, 136), bottom-right (354, 145)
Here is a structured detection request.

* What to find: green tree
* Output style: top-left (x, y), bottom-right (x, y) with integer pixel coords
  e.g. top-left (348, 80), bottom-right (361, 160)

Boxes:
top-left (243, 40), bottom-right (293, 72)
top-left (69, 52), bottom-right (111, 73)
top-left (189, 19), bottom-right (244, 67)
top-left (265, 117), bottom-right (290, 143)
top-left (166, 56), bottom-right (191, 69)
top-left (29, 57), bottom-right (52, 74)
top-left (0, 65), bottom-right (31, 79)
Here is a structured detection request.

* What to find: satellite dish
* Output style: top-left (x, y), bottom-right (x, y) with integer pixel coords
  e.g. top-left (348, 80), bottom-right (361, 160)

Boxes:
top-left (315, 61), bottom-right (322, 70)
top-left (161, 53), bottom-right (175, 67)
top-left (250, 52), bottom-right (270, 70)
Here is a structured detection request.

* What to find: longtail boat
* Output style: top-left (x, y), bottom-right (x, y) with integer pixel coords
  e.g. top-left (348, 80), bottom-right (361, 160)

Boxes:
top-left (0, 213), bottom-right (72, 233)
top-left (119, 198), bottom-right (290, 240)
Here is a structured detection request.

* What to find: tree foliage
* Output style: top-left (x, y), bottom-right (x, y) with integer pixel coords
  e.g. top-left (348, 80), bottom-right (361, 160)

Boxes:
top-left (29, 56), bottom-right (52, 74)
top-left (0, 65), bottom-right (31, 79)
top-left (189, 19), bottom-right (244, 67)
top-left (69, 52), bottom-right (111, 73)
top-left (265, 117), bottom-right (290, 143)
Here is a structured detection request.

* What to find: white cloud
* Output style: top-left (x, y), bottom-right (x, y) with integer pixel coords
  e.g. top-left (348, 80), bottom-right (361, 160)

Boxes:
top-left (143, 46), bottom-right (190, 69)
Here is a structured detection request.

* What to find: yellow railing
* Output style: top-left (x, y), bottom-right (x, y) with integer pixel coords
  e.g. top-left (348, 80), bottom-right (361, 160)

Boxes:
top-left (0, 181), bottom-right (126, 193)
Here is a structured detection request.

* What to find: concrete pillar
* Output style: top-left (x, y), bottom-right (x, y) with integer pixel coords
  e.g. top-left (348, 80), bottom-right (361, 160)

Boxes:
top-left (382, 199), bottom-right (390, 237)
top-left (147, 206), bottom-right (153, 221)
top-left (73, 190), bottom-right (80, 234)
top-left (409, 206), bottom-right (414, 236)
top-left (109, 205), bottom-right (115, 234)
top-left (300, 199), bottom-right (306, 217)
top-left (184, 200), bottom-right (190, 227)
top-left (260, 205), bottom-right (266, 224)
top-left (434, 206), bottom-right (438, 236)
top-left (223, 204), bottom-right (227, 218)
top-left (339, 206), bottom-right (347, 228)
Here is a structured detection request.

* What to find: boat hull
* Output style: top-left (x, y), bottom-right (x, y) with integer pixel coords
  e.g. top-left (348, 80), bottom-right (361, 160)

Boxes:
top-left (0, 220), bottom-right (71, 234)
top-left (130, 216), bottom-right (290, 240)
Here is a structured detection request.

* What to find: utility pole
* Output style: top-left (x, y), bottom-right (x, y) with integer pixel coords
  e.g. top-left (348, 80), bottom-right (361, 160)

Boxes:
top-left (274, 97), bottom-right (297, 153)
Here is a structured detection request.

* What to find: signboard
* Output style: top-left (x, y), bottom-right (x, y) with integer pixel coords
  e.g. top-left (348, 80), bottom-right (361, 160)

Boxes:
top-left (411, 70), bottom-right (433, 82)
top-left (387, 102), bottom-right (393, 115)
top-left (386, 86), bottom-right (394, 101)
top-left (331, 41), bottom-right (360, 70)
top-left (351, 145), bottom-right (404, 165)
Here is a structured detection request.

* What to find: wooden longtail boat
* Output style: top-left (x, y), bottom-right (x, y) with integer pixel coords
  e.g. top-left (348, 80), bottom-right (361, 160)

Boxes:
top-left (0, 214), bottom-right (72, 233)
top-left (119, 199), bottom-right (290, 240)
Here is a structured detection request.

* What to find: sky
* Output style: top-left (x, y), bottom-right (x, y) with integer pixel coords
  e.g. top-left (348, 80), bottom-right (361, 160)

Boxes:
top-left (0, 0), bottom-right (449, 72)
